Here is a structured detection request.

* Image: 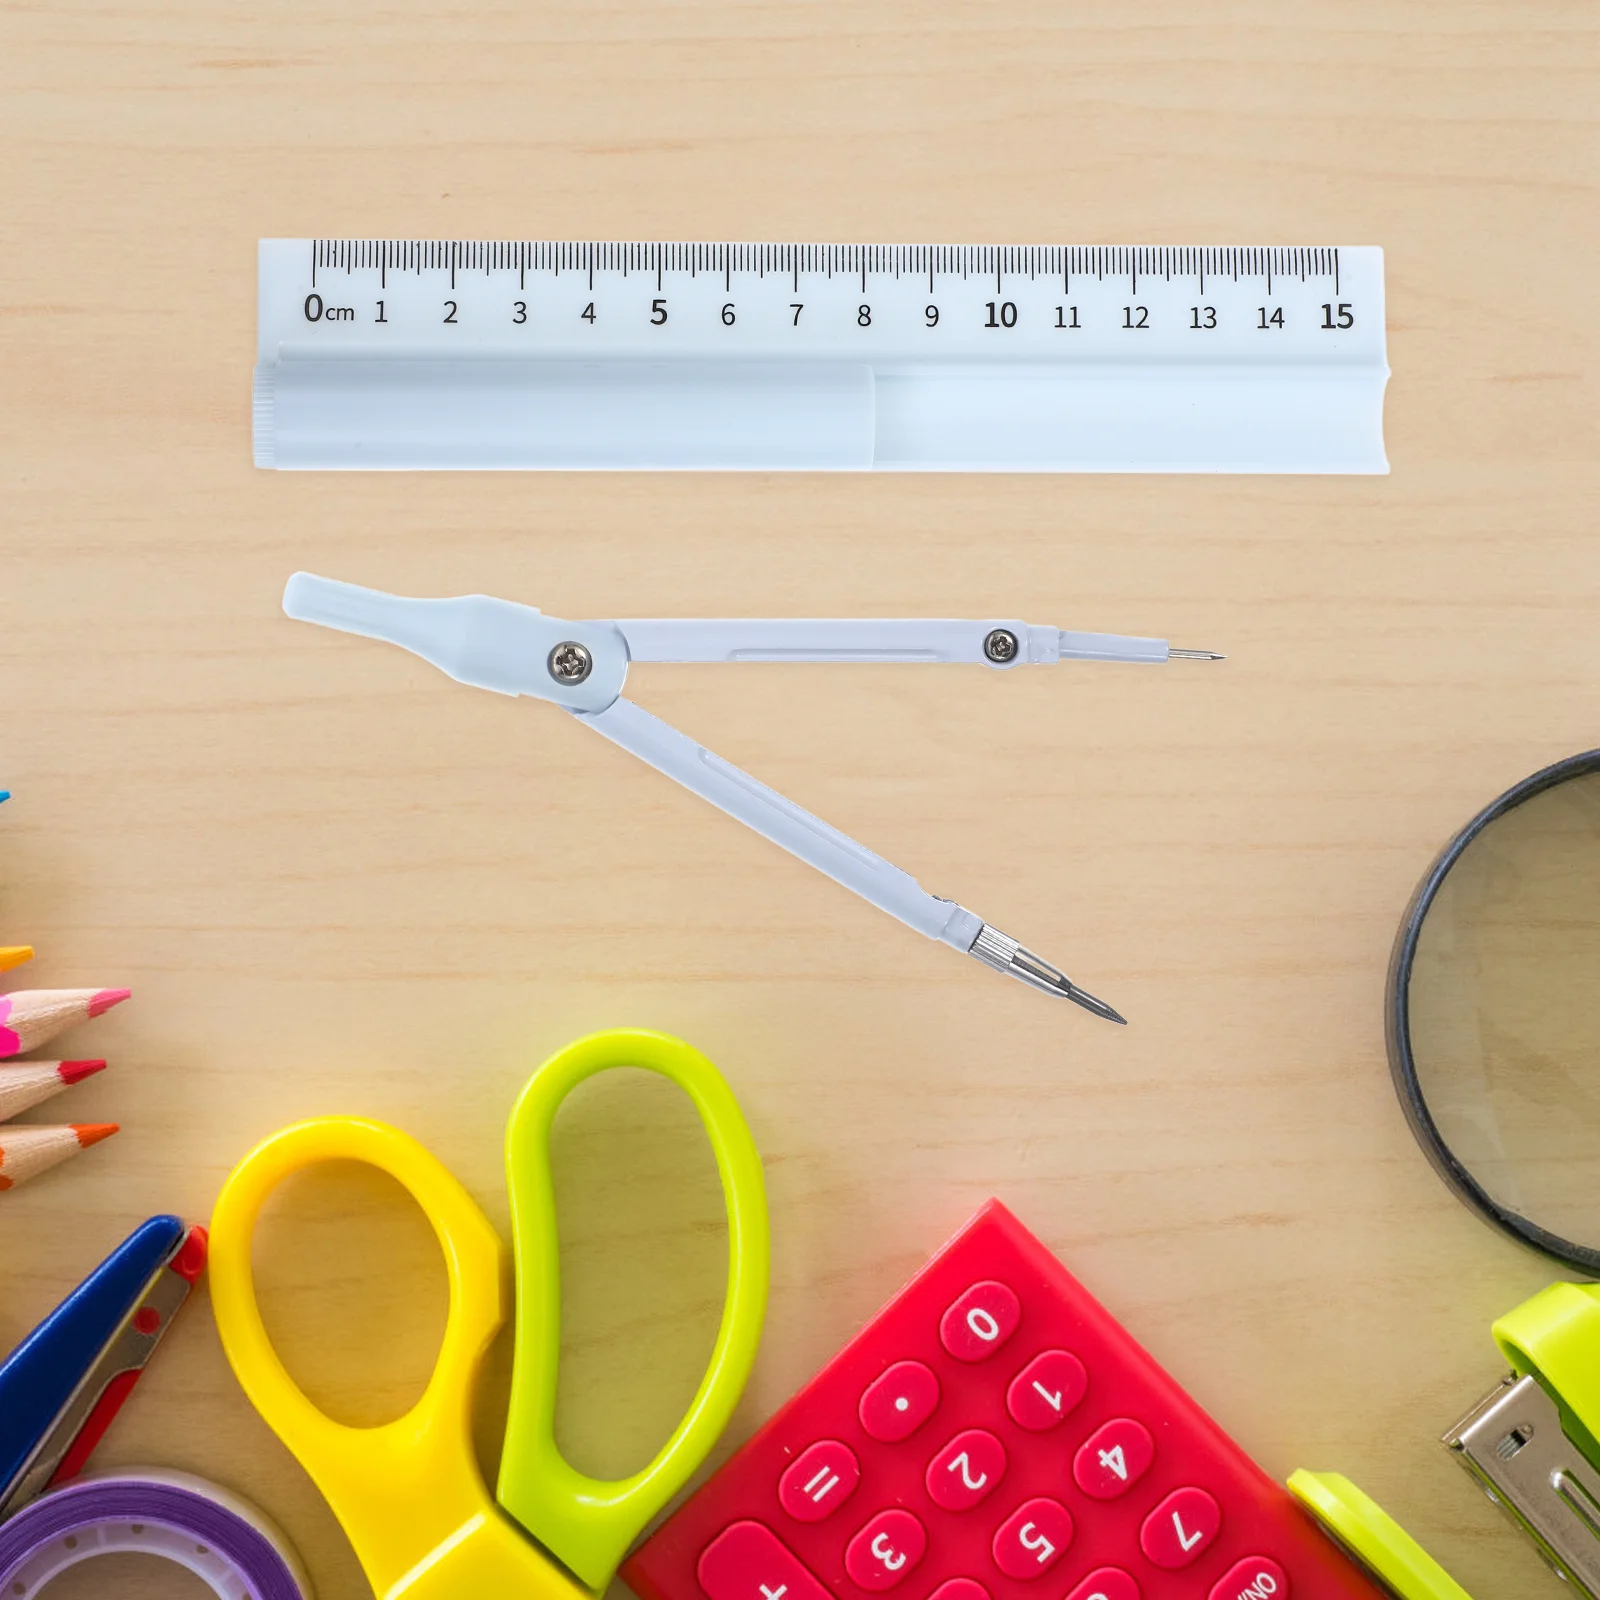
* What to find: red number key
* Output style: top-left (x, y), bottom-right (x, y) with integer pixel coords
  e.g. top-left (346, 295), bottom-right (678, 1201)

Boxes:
top-left (992, 1498), bottom-right (1074, 1580)
top-left (1065, 1570), bottom-right (1140, 1600)
top-left (925, 1428), bottom-right (1006, 1511)
top-left (1140, 1487), bottom-right (1222, 1570)
top-left (928, 1582), bottom-right (991, 1600)
top-left (1006, 1349), bottom-right (1088, 1431)
top-left (940, 1281), bottom-right (1021, 1361)
top-left (1073, 1418), bottom-right (1154, 1500)
top-left (844, 1509), bottom-right (927, 1592)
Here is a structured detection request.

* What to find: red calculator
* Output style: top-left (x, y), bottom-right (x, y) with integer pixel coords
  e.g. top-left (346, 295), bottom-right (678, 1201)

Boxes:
top-left (623, 1201), bottom-right (1384, 1600)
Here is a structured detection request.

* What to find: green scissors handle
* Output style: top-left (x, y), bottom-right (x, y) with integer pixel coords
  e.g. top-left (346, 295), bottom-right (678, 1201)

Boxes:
top-left (498, 1028), bottom-right (770, 1591)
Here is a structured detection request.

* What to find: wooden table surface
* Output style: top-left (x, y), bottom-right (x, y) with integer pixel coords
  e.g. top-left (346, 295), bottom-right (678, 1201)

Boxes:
top-left (2, 4), bottom-right (1596, 1596)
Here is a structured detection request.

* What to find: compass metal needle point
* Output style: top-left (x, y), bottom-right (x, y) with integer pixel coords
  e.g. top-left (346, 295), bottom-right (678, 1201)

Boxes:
top-left (965, 924), bottom-right (1127, 1023)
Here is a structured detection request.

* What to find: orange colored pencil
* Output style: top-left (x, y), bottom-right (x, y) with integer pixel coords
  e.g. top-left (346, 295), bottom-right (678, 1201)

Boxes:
top-left (0, 1060), bottom-right (108, 1121)
top-left (0, 947), bottom-right (32, 975)
top-left (0, 989), bottom-right (129, 1059)
top-left (0, 1123), bottom-right (118, 1190)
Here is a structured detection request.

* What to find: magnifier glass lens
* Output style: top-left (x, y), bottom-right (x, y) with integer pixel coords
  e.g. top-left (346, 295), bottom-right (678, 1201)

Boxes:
top-left (1403, 765), bottom-right (1600, 1255)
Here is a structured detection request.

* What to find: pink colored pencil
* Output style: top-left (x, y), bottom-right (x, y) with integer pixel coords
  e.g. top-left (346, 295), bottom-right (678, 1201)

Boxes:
top-left (0, 989), bottom-right (129, 1059)
top-left (0, 1123), bottom-right (119, 1191)
top-left (0, 1060), bottom-right (108, 1121)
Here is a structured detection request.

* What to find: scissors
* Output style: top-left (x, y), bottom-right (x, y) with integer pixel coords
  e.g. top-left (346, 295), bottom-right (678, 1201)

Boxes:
top-left (208, 1029), bottom-right (769, 1600)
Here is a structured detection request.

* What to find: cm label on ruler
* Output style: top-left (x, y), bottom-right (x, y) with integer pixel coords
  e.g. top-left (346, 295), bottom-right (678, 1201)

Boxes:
top-left (255, 240), bottom-right (1388, 473)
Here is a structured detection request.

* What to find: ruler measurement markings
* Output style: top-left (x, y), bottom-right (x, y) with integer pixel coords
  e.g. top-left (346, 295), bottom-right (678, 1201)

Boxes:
top-left (273, 240), bottom-right (1372, 367)
top-left (304, 240), bottom-right (1344, 287)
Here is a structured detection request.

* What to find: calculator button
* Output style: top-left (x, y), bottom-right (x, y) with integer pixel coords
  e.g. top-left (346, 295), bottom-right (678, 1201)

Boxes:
top-left (925, 1428), bottom-right (1007, 1511)
top-left (1208, 1556), bottom-right (1288, 1600)
top-left (845, 1509), bottom-right (927, 1592)
top-left (1139, 1487), bottom-right (1222, 1570)
top-left (860, 1360), bottom-right (940, 1442)
top-left (940, 1281), bottom-right (1021, 1361)
top-left (1072, 1418), bottom-right (1154, 1500)
top-left (698, 1520), bottom-right (833, 1600)
top-left (1005, 1350), bottom-right (1088, 1431)
top-left (1064, 1569), bottom-right (1140, 1600)
top-left (927, 1581), bottom-right (990, 1600)
top-left (991, 1498), bottom-right (1074, 1579)
top-left (778, 1440), bottom-right (860, 1522)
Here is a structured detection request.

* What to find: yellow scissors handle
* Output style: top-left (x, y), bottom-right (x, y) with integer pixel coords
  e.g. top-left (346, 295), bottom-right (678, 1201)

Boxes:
top-left (209, 1117), bottom-right (581, 1600)
top-left (498, 1029), bottom-right (770, 1592)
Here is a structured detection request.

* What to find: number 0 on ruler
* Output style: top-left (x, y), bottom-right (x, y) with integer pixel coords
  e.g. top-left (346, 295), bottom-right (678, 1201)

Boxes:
top-left (256, 240), bottom-right (1388, 472)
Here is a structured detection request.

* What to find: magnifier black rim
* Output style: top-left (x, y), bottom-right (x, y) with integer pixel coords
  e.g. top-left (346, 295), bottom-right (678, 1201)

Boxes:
top-left (1387, 748), bottom-right (1600, 1277)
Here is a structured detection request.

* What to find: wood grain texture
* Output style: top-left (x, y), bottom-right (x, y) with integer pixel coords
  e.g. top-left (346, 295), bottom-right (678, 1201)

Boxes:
top-left (1, 3), bottom-right (1596, 1595)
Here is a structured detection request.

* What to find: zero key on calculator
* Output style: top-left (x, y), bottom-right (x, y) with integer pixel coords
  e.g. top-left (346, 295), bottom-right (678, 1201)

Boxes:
top-left (623, 1201), bottom-right (1391, 1600)
top-left (940, 1280), bottom-right (1020, 1360)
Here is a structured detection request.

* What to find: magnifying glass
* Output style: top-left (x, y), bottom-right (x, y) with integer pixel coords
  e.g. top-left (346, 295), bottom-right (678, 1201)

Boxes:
top-left (1388, 750), bottom-right (1600, 1275)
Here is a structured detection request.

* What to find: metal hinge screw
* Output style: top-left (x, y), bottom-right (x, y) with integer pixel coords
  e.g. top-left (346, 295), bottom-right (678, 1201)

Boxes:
top-left (983, 628), bottom-right (1020, 664)
top-left (548, 641), bottom-right (593, 684)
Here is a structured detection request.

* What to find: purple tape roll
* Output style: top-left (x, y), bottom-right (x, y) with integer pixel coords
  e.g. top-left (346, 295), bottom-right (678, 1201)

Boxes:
top-left (0, 1469), bottom-right (310, 1599)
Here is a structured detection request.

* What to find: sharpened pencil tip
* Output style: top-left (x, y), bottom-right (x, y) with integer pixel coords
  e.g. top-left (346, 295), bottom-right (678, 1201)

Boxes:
top-left (87, 989), bottom-right (131, 1018)
top-left (58, 1059), bottom-right (109, 1085)
top-left (72, 1122), bottom-right (119, 1149)
top-left (0, 947), bottom-right (32, 974)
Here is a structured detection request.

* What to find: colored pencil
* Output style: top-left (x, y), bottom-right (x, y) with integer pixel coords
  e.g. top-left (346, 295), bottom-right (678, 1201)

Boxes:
top-left (0, 989), bottom-right (130, 1059)
top-left (0, 1060), bottom-right (108, 1121)
top-left (0, 1123), bottom-right (118, 1191)
top-left (0, 948), bottom-right (32, 974)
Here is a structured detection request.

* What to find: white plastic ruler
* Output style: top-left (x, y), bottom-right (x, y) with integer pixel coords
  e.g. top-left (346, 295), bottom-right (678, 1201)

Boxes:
top-left (255, 240), bottom-right (1388, 472)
